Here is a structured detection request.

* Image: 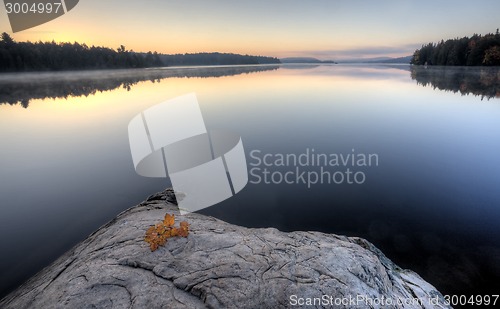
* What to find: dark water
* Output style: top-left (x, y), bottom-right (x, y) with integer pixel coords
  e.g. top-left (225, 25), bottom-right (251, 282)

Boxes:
top-left (1, 64), bottom-right (499, 299)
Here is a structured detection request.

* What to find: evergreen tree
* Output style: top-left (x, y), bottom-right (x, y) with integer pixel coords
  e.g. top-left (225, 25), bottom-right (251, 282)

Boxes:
top-left (0, 33), bottom-right (280, 72)
top-left (411, 31), bottom-right (500, 66)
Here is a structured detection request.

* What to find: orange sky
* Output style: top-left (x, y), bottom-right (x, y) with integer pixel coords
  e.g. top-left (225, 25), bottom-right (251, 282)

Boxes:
top-left (1, 0), bottom-right (499, 60)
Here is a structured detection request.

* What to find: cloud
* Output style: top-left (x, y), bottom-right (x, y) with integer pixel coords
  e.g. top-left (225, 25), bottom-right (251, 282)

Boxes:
top-left (286, 44), bottom-right (422, 60)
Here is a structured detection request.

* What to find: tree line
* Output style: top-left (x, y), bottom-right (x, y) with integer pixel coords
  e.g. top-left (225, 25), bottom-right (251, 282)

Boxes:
top-left (0, 33), bottom-right (280, 72)
top-left (411, 29), bottom-right (500, 66)
top-left (159, 53), bottom-right (280, 66)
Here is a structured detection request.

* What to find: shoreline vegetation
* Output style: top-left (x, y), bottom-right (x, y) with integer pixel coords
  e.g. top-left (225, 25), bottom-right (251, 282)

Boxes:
top-left (411, 29), bottom-right (500, 66)
top-left (0, 33), bottom-right (280, 72)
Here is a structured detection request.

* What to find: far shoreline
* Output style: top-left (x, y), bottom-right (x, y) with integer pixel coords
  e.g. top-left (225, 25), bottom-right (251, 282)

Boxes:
top-left (0, 63), bottom-right (284, 75)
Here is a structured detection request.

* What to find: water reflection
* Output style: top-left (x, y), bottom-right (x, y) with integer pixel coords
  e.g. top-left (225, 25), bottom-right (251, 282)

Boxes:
top-left (411, 66), bottom-right (500, 100)
top-left (0, 65), bottom-right (279, 108)
top-left (280, 64), bottom-right (321, 70)
top-left (1, 64), bottom-right (499, 299)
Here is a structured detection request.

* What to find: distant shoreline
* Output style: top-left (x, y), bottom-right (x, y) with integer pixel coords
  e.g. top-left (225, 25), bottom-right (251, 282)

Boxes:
top-left (0, 63), bottom-right (282, 75)
top-left (0, 33), bottom-right (280, 72)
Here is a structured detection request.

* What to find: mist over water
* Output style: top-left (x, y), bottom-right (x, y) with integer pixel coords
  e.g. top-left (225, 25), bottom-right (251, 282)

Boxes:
top-left (1, 64), bottom-right (499, 298)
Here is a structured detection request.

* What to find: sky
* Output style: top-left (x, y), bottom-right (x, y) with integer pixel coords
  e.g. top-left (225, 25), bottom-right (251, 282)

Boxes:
top-left (1, 0), bottom-right (499, 60)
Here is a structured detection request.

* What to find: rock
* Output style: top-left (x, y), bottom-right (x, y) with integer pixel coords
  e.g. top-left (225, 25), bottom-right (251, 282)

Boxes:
top-left (0, 189), bottom-right (451, 308)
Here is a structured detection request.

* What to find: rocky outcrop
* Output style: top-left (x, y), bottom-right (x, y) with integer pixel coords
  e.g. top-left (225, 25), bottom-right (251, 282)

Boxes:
top-left (0, 189), bottom-right (450, 308)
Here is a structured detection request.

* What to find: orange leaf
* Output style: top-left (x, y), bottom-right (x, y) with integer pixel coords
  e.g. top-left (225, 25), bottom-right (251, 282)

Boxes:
top-left (178, 226), bottom-right (189, 238)
top-left (170, 227), bottom-right (179, 237)
top-left (163, 214), bottom-right (175, 227)
top-left (158, 235), bottom-right (168, 246)
top-left (145, 214), bottom-right (189, 251)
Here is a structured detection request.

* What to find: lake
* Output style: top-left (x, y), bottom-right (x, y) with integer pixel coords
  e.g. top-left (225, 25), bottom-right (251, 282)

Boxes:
top-left (1, 64), bottom-right (499, 299)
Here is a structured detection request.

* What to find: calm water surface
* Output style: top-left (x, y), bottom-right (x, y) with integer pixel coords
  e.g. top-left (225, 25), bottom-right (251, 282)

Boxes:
top-left (1, 64), bottom-right (499, 298)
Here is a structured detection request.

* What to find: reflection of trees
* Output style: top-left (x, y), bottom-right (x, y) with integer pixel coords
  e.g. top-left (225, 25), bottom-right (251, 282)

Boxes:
top-left (410, 66), bottom-right (500, 100)
top-left (0, 65), bottom-right (279, 108)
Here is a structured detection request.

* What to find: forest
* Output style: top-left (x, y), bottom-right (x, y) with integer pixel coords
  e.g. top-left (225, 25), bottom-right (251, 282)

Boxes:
top-left (0, 33), bottom-right (280, 71)
top-left (411, 29), bottom-right (500, 66)
top-left (159, 53), bottom-right (280, 66)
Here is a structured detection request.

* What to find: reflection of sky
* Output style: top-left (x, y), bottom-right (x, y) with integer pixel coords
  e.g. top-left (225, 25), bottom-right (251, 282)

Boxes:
top-left (1, 65), bottom-right (499, 234)
top-left (1, 0), bottom-right (499, 59)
